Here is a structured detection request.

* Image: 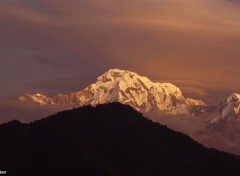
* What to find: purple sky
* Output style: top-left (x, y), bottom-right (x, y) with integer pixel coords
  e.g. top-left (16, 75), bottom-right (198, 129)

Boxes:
top-left (1, 0), bottom-right (240, 104)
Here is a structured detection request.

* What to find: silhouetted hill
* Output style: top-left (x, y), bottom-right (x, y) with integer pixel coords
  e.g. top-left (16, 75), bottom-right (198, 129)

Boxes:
top-left (0, 103), bottom-right (240, 176)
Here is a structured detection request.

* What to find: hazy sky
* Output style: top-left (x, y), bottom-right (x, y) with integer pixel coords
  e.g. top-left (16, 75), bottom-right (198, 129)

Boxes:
top-left (0, 0), bottom-right (240, 104)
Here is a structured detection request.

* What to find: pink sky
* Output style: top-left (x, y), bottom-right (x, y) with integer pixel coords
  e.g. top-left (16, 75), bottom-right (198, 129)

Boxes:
top-left (0, 0), bottom-right (240, 104)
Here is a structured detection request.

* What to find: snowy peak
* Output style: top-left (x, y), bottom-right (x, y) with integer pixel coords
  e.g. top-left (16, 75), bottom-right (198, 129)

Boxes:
top-left (96, 69), bottom-right (155, 92)
top-left (86, 69), bottom-right (205, 112)
top-left (16, 69), bottom-right (205, 114)
top-left (18, 93), bottom-right (54, 105)
top-left (210, 93), bottom-right (240, 123)
top-left (223, 93), bottom-right (240, 116)
top-left (226, 93), bottom-right (240, 104)
top-left (96, 69), bottom-right (183, 99)
top-left (97, 69), bottom-right (143, 82)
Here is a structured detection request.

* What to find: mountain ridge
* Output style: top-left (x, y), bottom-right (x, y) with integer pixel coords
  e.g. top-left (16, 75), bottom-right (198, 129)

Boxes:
top-left (210, 93), bottom-right (240, 123)
top-left (1, 68), bottom-right (240, 155)
top-left (1, 103), bottom-right (240, 176)
top-left (16, 69), bottom-right (205, 114)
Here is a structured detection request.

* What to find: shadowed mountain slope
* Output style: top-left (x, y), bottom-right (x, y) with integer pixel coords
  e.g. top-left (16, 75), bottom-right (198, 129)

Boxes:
top-left (0, 103), bottom-right (239, 176)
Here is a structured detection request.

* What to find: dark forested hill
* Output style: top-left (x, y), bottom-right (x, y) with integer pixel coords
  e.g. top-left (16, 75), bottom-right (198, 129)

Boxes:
top-left (0, 103), bottom-right (239, 176)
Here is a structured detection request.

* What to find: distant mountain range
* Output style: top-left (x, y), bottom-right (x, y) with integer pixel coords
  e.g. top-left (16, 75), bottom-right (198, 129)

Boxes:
top-left (16, 68), bottom-right (205, 113)
top-left (1, 103), bottom-right (240, 176)
top-left (1, 68), bottom-right (240, 155)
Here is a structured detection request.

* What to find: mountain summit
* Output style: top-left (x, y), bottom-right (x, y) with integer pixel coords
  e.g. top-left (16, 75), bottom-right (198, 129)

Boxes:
top-left (2, 69), bottom-right (240, 155)
top-left (17, 69), bottom-right (205, 114)
top-left (210, 93), bottom-right (240, 123)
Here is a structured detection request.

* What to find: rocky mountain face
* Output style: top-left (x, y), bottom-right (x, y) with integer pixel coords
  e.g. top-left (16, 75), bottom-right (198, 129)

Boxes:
top-left (17, 69), bottom-right (205, 114)
top-left (209, 93), bottom-right (240, 123)
top-left (193, 93), bottom-right (240, 154)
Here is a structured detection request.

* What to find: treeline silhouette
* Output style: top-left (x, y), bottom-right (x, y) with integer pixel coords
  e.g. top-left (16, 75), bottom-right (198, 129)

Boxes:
top-left (0, 103), bottom-right (240, 176)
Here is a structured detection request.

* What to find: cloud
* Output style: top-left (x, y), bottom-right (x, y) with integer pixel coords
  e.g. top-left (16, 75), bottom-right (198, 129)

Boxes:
top-left (0, 0), bottom-right (240, 102)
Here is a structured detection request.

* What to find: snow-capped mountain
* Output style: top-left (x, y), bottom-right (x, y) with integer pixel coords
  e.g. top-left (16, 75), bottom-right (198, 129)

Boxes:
top-left (17, 69), bottom-right (205, 114)
top-left (18, 93), bottom-right (55, 106)
top-left (2, 68), bottom-right (240, 155)
top-left (192, 93), bottom-right (240, 155)
top-left (210, 93), bottom-right (240, 123)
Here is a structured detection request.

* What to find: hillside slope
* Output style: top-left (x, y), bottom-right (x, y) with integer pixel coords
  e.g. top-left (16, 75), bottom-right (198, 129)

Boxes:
top-left (0, 103), bottom-right (239, 176)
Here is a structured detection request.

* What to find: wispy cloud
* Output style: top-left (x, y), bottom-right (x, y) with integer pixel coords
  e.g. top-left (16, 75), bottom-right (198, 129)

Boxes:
top-left (0, 0), bottom-right (240, 101)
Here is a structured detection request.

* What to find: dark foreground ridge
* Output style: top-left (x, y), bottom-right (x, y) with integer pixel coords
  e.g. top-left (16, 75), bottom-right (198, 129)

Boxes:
top-left (0, 103), bottom-right (239, 176)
